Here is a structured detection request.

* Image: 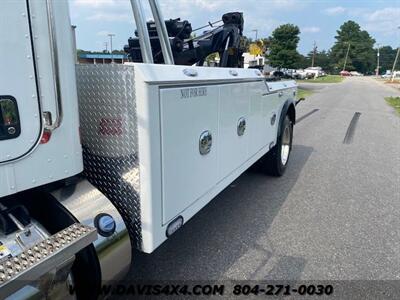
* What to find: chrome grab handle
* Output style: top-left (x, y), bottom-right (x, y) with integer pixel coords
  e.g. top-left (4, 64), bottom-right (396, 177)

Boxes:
top-left (148, 0), bottom-right (174, 64)
top-left (45, 0), bottom-right (63, 130)
top-left (130, 0), bottom-right (154, 63)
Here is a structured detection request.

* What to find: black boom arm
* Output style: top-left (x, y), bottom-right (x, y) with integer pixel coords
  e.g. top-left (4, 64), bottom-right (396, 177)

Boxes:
top-left (124, 12), bottom-right (245, 68)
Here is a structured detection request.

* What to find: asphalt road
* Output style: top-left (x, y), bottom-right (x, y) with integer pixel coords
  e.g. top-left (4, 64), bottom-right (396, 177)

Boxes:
top-left (127, 77), bottom-right (400, 282)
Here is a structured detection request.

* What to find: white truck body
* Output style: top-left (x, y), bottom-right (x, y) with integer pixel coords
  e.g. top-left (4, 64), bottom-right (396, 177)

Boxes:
top-left (76, 63), bottom-right (296, 252)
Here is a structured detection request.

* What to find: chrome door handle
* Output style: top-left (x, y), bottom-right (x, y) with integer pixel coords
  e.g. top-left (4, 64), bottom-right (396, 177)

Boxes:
top-left (278, 91), bottom-right (283, 97)
top-left (199, 130), bottom-right (212, 155)
top-left (237, 117), bottom-right (246, 136)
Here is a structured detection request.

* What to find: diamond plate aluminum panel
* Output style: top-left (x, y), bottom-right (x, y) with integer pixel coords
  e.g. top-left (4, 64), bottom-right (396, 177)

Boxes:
top-left (76, 64), bottom-right (141, 249)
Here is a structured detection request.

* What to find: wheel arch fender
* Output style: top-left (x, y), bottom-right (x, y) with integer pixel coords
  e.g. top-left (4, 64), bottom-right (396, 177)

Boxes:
top-left (277, 99), bottom-right (296, 138)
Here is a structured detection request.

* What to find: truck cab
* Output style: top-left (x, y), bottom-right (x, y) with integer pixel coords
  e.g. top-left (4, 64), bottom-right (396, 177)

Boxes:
top-left (0, 0), bottom-right (82, 197)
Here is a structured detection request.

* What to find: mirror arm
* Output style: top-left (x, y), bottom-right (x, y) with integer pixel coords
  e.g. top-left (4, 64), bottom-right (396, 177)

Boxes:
top-left (295, 97), bottom-right (305, 106)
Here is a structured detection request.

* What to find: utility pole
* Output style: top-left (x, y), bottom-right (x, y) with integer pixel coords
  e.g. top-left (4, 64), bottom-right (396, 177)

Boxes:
top-left (343, 42), bottom-right (351, 71)
top-left (391, 26), bottom-right (400, 82)
top-left (104, 41), bottom-right (108, 52)
top-left (251, 29), bottom-right (258, 59)
top-left (107, 33), bottom-right (115, 63)
top-left (252, 29), bottom-right (258, 41)
top-left (376, 43), bottom-right (380, 78)
top-left (391, 47), bottom-right (399, 82)
top-left (311, 41), bottom-right (317, 68)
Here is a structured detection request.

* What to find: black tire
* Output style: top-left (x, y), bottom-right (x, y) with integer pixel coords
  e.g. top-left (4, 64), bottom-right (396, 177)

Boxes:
top-left (260, 115), bottom-right (293, 176)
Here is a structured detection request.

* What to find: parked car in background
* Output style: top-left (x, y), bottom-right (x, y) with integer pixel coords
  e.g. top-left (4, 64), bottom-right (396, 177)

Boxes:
top-left (271, 70), bottom-right (285, 79)
top-left (269, 67), bottom-right (328, 81)
top-left (382, 70), bottom-right (400, 79)
top-left (340, 70), bottom-right (352, 76)
top-left (282, 69), bottom-right (295, 79)
top-left (350, 71), bottom-right (363, 76)
top-left (382, 71), bottom-right (392, 79)
top-left (293, 70), bottom-right (306, 79)
top-left (305, 67), bottom-right (326, 78)
top-left (293, 69), bottom-right (314, 80)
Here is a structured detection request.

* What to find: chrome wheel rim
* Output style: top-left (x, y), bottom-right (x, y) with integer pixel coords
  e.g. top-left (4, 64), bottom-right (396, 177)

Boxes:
top-left (281, 123), bottom-right (292, 166)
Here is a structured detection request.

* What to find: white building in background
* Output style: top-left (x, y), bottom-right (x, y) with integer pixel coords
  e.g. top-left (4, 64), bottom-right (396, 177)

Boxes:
top-left (242, 52), bottom-right (265, 68)
top-left (242, 52), bottom-right (276, 75)
top-left (204, 52), bottom-right (275, 74)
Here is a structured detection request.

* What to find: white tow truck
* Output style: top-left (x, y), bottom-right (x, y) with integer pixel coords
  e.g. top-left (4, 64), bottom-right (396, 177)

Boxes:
top-left (0, 0), bottom-right (298, 298)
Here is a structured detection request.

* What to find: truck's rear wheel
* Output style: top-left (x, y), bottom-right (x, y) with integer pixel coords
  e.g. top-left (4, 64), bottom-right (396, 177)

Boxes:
top-left (261, 115), bottom-right (293, 176)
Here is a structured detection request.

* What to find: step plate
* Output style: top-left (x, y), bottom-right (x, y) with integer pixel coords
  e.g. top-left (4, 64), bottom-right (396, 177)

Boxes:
top-left (0, 223), bottom-right (97, 297)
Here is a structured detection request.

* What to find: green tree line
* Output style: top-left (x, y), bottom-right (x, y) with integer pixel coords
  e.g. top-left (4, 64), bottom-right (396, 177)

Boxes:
top-left (77, 49), bottom-right (126, 55)
top-left (257, 20), bottom-right (397, 74)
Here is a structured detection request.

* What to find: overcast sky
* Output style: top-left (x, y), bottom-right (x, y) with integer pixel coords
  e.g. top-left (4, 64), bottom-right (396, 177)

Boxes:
top-left (69, 0), bottom-right (400, 54)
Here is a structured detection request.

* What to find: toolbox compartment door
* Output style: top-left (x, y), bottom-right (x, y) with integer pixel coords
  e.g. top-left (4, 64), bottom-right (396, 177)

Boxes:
top-left (160, 86), bottom-right (219, 223)
top-left (0, 1), bottom-right (42, 163)
top-left (248, 81), bottom-right (278, 154)
top-left (218, 83), bottom-right (250, 178)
